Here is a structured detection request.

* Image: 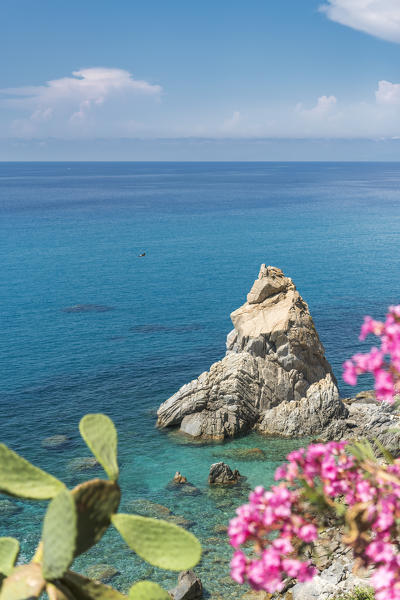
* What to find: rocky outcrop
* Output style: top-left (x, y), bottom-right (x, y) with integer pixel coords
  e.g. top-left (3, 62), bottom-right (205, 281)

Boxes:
top-left (170, 570), bottom-right (203, 600)
top-left (157, 265), bottom-right (347, 439)
top-left (208, 462), bottom-right (241, 485)
top-left (318, 393), bottom-right (400, 457)
top-left (256, 374), bottom-right (346, 437)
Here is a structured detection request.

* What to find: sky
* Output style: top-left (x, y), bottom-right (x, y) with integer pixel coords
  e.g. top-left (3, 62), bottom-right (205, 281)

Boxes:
top-left (2, 0), bottom-right (400, 160)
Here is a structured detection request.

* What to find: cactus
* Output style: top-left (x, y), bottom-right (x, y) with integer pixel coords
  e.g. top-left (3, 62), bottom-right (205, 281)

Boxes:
top-left (0, 414), bottom-right (202, 600)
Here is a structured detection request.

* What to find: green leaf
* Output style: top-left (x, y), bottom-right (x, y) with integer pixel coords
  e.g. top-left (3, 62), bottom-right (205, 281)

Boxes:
top-left (42, 489), bottom-right (77, 580)
top-left (129, 581), bottom-right (170, 600)
top-left (332, 500), bottom-right (346, 517)
top-left (373, 437), bottom-right (395, 464)
top-left (0, 444), bottom-right (64, 500)
top-left (71, 479), bottom-right (121, 557)
top-left (347, 440), bottom-right (376, 462)
top-left (0, 563), bottom-right (45, 600)
top-left (61, 571), bottom-right (126, 600)
top-left (112, 514), bottom-right (201, 571)
top-left (0, 538), bottom-right (19, 577)
top-left (79, 415), bottom-right (119, 481)
top-left (300, 481), bottom-right (327, 511)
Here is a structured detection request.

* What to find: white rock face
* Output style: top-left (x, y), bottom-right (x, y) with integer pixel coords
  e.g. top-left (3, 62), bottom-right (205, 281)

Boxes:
top-left (157, 265), bottom-right (347, 439)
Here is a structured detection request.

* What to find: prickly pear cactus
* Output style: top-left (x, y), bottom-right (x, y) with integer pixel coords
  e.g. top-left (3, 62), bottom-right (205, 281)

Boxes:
top-left (0, 414), bottom-right (202, 600)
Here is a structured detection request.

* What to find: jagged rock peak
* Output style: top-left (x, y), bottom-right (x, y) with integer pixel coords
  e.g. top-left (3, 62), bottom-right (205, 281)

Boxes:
top-left (157, 265), bottom-right (347, 440)
top-left (246, 265), bottom-right (292, 304)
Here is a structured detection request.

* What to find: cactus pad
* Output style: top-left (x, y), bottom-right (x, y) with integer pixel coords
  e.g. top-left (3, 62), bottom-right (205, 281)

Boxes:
top-left (0, 444), bottom-right (64, 500)
top-left (129, 581), bottom-right (170, 600)
top-left (72, 479), bottom-right (121, 556)
top-left (61, 571), bottom-right (126, 600)
top-left (0, 538), bottom-right (19, 579)
top-left (79, 415), bottom-right (119, 481)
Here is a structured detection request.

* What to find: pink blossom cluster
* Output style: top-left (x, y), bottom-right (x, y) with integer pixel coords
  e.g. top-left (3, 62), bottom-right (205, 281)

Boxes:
top-left (229, 483), bottom-right (317, 592)
top-left (343, 306), bottom-right (400, 403)
top-left (229, 441), bottom-right (400, 600)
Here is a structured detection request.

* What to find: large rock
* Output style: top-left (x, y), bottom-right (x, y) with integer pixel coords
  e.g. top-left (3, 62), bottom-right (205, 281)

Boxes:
top-left (157, 265), bottom-right (347, 439)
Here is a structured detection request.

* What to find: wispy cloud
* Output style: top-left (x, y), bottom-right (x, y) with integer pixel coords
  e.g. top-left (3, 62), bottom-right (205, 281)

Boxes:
top-left (320, 0), bottom-right (400, 43)
top-left (3, 69), bottom-right (400, 140)
top-left (1, 67), bottom-right (162, 137)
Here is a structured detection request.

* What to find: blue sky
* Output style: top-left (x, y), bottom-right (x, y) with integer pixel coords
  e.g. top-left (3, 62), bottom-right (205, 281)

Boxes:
top-left (2, 0), bottom-right (400, 159)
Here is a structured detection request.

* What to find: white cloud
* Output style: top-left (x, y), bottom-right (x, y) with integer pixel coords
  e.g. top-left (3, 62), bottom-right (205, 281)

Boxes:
top-left (0, 67), bottom-right (162, 137)
top-left (320, 0), bottom-right (400, 43)
top-left (375, 80), bottom-right (400, 104)
top-left (297, 95), bottom-right (337, 117)
top-left (3, 69), bottom-right (400, 140)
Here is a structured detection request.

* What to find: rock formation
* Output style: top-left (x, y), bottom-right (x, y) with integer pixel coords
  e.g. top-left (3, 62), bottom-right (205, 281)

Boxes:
top-left (169, 570), bottom-right (203, 600)
top-left (208, 462), bottom-right (241, 485)
top-left (157, 265), bottom-right (348, 440)
top-left (318, 392), bottom-right (400, 457)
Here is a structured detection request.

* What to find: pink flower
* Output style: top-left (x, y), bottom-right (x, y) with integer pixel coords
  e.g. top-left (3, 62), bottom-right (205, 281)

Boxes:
top-left (375, 370), bottom-right (395, 404)
top-left (366, 541), bottom-right (395, 563)
top-left (298, 524), bottom-right (317, 543)
top-left (360, 316), bottom-right (384, 340)
top-left (230, 551), bottom-right (247, 583)
top-left (282, 558), bottom-right (302, 577)
top-left (272, 537), bottom-right (294, 554)
top-left (343, 360), bottom-right (357, 385)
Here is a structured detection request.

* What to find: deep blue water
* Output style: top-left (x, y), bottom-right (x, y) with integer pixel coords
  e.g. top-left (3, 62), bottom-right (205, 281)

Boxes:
top-left (1, 162), bottom-right (400, 596)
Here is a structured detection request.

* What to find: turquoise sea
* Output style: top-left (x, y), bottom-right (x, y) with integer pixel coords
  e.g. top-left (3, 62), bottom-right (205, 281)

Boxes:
top-left (2, 162), bottom-right (400, 597)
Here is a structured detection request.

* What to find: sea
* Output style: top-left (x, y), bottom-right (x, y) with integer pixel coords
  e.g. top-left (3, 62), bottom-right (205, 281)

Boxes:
top-left (1, 161), bottom-right (400, 597)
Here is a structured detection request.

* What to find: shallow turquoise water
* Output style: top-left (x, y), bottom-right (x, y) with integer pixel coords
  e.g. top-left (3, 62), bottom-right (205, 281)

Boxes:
top-left (1, 162), bottom-right (400, 597)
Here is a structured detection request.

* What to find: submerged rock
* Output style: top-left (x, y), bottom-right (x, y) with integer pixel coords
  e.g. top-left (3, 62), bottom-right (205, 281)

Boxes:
top-left (0, 499), bottom-right (22, 517)
top-left (128, 499), bottom-right (172, 519)
top-left (167, 515), bottom-right (195, 529)
top-left (208, 462), bottom-right (241, 485)
top-left (157, 265), bottom-right (347, 440)
top-left (127, 498), bottom-right (193, 528)
top-left (67, 456), bottom-right (100, 472)
top-left (170, 570), bottom-right (203, 600)
top-left (212, 447), bottom-right (266, 462)
top-left (62, 304), bottom-right (114, 313)
top-left (86, 564), bottom-right (119, 583)
top-left (167, 472), bottom-right (201, 496)
top-left (41, 434), bottom-right (70, 449)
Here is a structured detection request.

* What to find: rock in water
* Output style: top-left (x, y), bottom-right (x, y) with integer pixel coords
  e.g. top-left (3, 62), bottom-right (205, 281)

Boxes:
top-left (208, 462), bottom-right (241, 485)
top-left (173, 471), bottom-right (188, 484)
top-left (157, 265), bottom-right (347, 439)
top-left (170, 570), bottom-right (203, 600)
